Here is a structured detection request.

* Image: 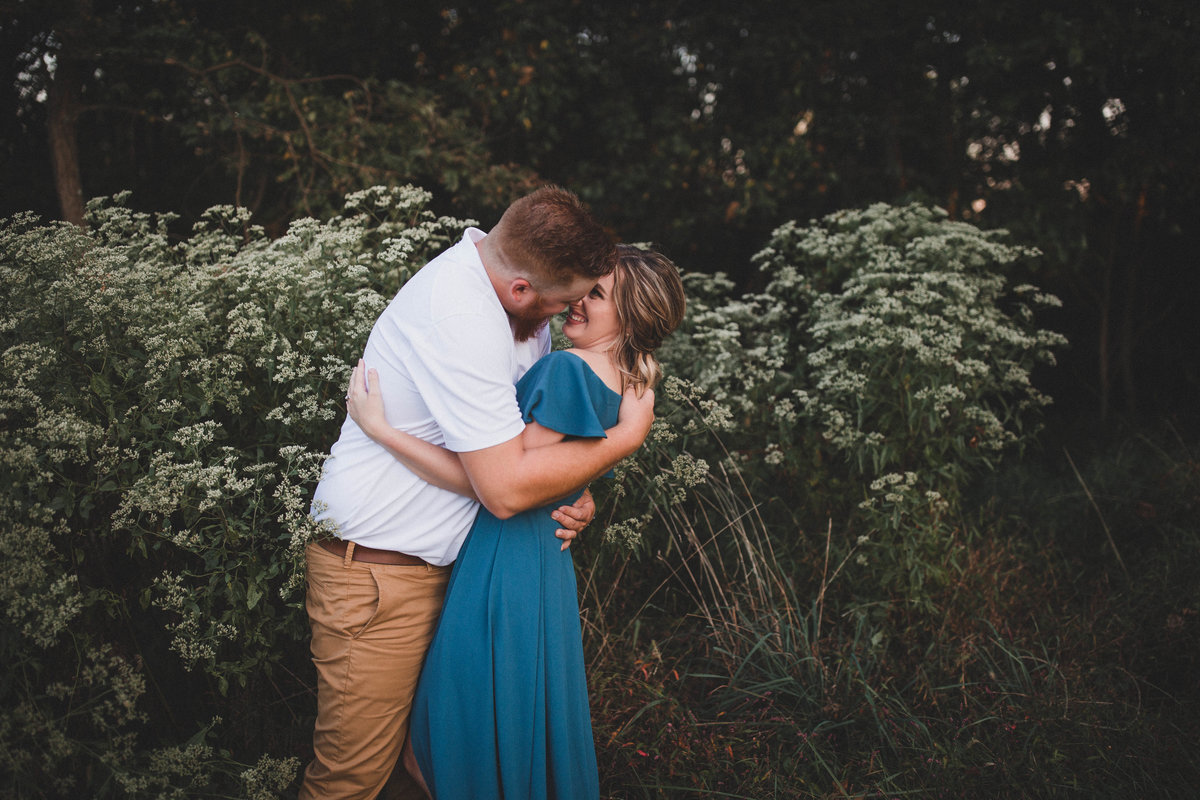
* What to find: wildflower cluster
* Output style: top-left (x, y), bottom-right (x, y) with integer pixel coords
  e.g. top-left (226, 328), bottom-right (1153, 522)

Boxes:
top-left (617, 203), bottom-right (1064, 606)
top-left (0, 186), bottom-right (467, 795)
top-left (757, 203), bottom-right (1065, 482)
top-left (752, 203), bottom-right (1064, 601)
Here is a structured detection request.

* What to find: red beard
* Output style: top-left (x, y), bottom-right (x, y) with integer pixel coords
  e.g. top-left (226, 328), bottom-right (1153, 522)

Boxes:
top-left (511, 315), bottom-right (549, 343)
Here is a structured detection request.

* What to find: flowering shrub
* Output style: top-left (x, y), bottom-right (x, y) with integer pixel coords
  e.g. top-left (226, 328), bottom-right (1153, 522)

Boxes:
top-left (766, 204), bottom-right (1064, 601)
top-left (0, 191), bottom-right (1064, 794)
top-left (0, 186), bottom-right (466, 796)
top-left (759, 204), bottom-right (1065, 477)
top-left (632, 203), bottom-right (1065, 604)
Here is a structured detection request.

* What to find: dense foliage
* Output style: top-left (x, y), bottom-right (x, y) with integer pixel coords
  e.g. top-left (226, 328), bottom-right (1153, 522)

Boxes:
top-left (4, 1), bottom-right (1198, 793)
top-left (22, 191), bottom-right (1196, 799)
top-left (0, 186), bottom-right (464, 796)
top-left (5, 1), bottom-right (1197, 419)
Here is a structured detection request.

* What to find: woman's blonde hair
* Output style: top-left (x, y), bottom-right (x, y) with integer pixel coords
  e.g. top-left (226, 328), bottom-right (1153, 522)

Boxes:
top-left (610, 244), bottom-right (687, 396)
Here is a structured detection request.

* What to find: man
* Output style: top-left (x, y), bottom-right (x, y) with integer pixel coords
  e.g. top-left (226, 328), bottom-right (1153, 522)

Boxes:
top-left (300, 186), bottom-right (654, 799)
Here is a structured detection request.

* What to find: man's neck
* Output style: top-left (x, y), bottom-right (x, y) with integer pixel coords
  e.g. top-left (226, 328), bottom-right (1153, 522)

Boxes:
top-left (476, 232), bottom-right (511, 286)
top-left (476, 232), bottom-right (525, 332)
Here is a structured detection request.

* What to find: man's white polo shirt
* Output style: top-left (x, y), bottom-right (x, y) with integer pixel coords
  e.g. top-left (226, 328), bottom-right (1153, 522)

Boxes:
top-left (311, 228), bottom-right (550, 566)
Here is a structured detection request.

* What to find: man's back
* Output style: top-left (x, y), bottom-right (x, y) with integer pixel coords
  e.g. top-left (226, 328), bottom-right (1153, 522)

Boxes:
top-left (311, 228), bottom-right (548, 566)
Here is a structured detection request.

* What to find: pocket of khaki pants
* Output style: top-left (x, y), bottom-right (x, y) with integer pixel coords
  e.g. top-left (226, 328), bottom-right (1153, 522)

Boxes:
top-left (306, 547), bottom-right (383, 641)
top-left (346, 569), bottom-right (382, 640)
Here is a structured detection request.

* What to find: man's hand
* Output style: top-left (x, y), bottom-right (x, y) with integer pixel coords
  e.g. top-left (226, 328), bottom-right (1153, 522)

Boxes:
top-left (552, 487), bottom-right (596, 551)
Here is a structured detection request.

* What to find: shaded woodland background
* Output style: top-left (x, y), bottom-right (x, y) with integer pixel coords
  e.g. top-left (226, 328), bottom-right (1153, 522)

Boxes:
top-left (3, 0), bottom-right (1197, 428)
top-left (3, 3), bottom-right (1200, 798)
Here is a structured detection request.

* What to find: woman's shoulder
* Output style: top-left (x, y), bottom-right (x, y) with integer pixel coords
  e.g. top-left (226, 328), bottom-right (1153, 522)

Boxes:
top-left (553, 349), bottom-right (622, 396)
top-left (516, 349), bottom-right (620, 437)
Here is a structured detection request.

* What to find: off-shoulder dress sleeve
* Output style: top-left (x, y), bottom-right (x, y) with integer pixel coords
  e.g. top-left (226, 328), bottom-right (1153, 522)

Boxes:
top-left (514, 351), bottom-right (622, 439)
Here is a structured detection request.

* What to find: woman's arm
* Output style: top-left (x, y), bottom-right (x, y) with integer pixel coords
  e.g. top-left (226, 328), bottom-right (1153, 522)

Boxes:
top-left (345, 359), bottom-right (569, 498)
top-left (346, 360), bottom-right (479, 498)
top-left (346, 359), bottom-right (597, 547)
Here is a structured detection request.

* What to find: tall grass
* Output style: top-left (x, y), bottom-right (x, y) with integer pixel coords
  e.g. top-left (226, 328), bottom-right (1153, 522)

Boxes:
top-left (582, 424), bottom-right (1200, 798)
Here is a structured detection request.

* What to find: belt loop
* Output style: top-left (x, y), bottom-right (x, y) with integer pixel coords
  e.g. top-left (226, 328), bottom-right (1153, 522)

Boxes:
top-left (343, 541), bottom-right (356, 568)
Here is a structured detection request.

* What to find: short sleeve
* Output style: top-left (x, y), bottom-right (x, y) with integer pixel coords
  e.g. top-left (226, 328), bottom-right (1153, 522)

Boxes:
top-left (402, 310), bottom-right (526, 452)
top-left (515, 352), bottom-right (621, 439)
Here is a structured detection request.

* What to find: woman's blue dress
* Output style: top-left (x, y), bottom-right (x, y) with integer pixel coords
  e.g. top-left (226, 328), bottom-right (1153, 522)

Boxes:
top-left (410, 350), bottom-right (620, 800)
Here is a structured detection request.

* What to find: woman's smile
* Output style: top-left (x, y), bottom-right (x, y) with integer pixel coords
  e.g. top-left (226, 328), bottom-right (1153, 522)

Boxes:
top-left (562, 272), bottom-right (619, 349)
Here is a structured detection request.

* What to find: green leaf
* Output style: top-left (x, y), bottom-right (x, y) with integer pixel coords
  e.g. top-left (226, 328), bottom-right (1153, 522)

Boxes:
top-left (246, 582), bottom-right (263, 611)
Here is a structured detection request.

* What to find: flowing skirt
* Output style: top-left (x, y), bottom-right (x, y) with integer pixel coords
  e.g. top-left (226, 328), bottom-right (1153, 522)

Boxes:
top-left (409, 497), bottom-right (600, 800)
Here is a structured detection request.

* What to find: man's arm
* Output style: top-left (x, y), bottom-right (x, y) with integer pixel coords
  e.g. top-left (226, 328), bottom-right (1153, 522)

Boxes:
top-left (457, 386), bottom-right (654, 520)
top-left (351, 360), bottom-right (643, 531)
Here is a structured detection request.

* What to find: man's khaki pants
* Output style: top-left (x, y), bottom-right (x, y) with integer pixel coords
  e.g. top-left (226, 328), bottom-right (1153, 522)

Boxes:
top-left (299, 541), bottom-right (450, 800)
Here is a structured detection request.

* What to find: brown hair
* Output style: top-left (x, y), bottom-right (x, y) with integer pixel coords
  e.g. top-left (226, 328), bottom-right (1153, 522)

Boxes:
top-left (610, 244), bottom-right (687, 396)
top-left (492, 186), bottom-right (617, 288)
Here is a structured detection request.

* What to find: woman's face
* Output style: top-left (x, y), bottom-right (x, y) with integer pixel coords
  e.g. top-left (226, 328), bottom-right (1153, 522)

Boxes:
top-left (562, 271), bottom-right (621, 351)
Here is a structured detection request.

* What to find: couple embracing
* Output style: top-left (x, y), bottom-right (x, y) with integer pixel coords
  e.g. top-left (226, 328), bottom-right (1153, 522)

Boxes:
top-left (300, 186), bottom-right (686, 799)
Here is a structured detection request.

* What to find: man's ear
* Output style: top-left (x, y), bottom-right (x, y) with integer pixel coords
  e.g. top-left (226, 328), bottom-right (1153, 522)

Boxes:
top-left (508, 277), bottom-right (535, 305)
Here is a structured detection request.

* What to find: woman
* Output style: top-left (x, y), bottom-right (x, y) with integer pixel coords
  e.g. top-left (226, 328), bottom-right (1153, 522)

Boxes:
top-left (346, 245), bottom-right (686, 799)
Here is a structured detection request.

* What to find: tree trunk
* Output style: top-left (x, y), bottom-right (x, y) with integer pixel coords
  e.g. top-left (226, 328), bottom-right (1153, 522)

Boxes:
top-left (46, 0), bottom-right (93, 228)
top-left (47, 54), bottom-right (85, 227)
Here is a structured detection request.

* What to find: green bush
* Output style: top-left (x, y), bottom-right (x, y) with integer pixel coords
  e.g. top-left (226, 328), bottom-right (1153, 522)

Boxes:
top-left (1, 192), bottom-right (1069, 796)
top-left (639, 203), bottom-right (1066, 606)
top-left (0, 186), bottom-right (466, 796)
